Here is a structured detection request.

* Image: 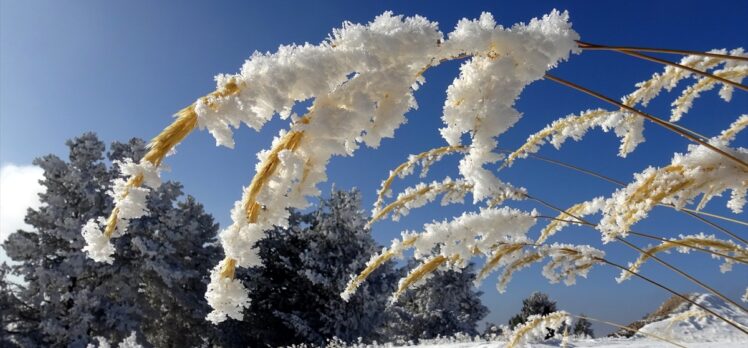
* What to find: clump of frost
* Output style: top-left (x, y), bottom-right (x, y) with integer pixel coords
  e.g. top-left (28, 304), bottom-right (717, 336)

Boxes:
top-left (81, 218), bottom-right (116, 264)
top-left (439, 10), bottom-right (580, 202)
top-left (205, 260), bottom-right (251, 323)
top-left (81, 158), bottom-right (161, 263)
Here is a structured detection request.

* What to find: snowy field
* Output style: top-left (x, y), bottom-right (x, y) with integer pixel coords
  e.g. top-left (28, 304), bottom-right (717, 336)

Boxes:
top-left (352, 294), bottom-right (747, 348)
top-left (404, 339), bottom-right (743, 347)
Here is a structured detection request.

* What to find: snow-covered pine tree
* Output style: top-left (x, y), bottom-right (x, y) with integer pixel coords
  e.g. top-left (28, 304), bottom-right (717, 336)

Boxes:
top-left (1, 262), bottom-right (42, 347)
top-left (1, 133), bottom-right (221, 347)
top-left (508, 292), bottom-right (561, 339)
top-left (382, 260), bottom-right (488, 342)
top-left (572, 315), bottom-right (594, 338)
top-left (228, 189), bottom-right (399, 347)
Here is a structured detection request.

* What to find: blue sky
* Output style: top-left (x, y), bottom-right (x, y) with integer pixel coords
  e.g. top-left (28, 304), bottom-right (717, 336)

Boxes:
top-left (1, 0), bottom-right (746, 335)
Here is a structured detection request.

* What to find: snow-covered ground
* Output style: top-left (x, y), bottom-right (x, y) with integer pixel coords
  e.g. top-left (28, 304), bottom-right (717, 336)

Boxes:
top-left (356, 294), bottom-right (747, 348)
top-left (408, 339), bottom-right (739, 347)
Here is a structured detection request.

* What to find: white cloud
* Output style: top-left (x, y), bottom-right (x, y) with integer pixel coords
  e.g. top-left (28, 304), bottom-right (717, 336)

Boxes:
top-left (1, 164), bottom-right (45, 244)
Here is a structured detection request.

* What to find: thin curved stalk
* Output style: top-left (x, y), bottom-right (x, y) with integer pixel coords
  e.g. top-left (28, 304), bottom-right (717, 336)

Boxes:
top-left (535, 215), bottom-right (747, 265)
top-left (544, 74), bottom-right (748, 171)
top-left (681, 208), bottom-right (748, 228)
top-left (576, 40), bottom-right (748, 62)
top-left (527, 194), bottom-right (748, 314)
top-left (573, 315), bottom-right (686, 347)
top-left (599, 257), bottom-right (748, 335)
top-left (616, 237), bottom-right (748, 313)
top-left (584, 46), bottom-right (748, 92)
top-left (498, 149), bottom-right (748, 238)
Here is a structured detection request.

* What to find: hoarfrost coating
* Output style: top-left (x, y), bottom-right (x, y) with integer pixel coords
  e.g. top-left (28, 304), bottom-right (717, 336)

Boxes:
top-left (196, 10), bottom-right (580, 322)
top-left (81, 159), bottom-right (161, 263)
top-left (597, 127), bottom-right (748, 243)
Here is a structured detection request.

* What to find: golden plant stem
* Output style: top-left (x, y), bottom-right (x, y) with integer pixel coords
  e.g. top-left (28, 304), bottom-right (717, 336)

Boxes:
top-left (544, 73), bottom-right (748, 171)
top-left (599, 257), bottom-right (748, 335)
top-left (528, 194), bottom-right (748, 314)
top-left (576, 40), bottom-right (748, 62)
top-left (219, 258), bottom-right (238, 279)
top-left (103, 173), bottom-right (144, 238)
top-left (242, 129), bottom-right (306, 222)
top-left (143, 107), bottom-right (199, 166)
top-left (573, 315), bottom-right (686, 348)
top-left (102, 80), bottom-right (243, 240)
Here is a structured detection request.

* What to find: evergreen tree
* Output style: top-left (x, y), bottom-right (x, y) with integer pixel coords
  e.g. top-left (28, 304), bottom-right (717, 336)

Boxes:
top-left (2, 133), bottom-right (220, 347)
top-left (481, 322), bottom-right (503, 340)
top-left (226, 189), bottom-right (399, 347)
top-left (1, 262), bottom-right (42, 347)
top-left (383, 261), bottom-right (488, 342)
top-left (508, 292), bottom-right (560, 339)
top-left (572, 315), bottom-right (594, 338)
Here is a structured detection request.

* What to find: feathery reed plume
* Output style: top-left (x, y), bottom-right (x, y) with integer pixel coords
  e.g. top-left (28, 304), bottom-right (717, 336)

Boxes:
top-left (721, 114), bottom-right (748, 143)
top-left (373, 145), bottom-right (466, 213)
top-left (617, 233), bottom-right (748, 282)
top-left (497, 251), bottom-right (543, 293)
top-left (507, 311), bottom-right (571, 348)
top-left (344, 207), bottom-right (540, 301)
top-left (390, 254), bottom-right (460, 302)
top-left (504, 49), bottom-right (746, 169)
top-left (368, 178), bottom-right (473, 227)
top-left (475, 243), bottom-right (525, 283)
top-left (599, 126), bottom-right (748, 242)
top-left (81, 80), bottom-right (243, 263)
top-left (341, 235), bottom-right (418, 301)
top-left (616, 49), bottom-right (748, 93)
top-left (368, 175), bottom-right (526, 228)
top-left (503, 109), bottom-right (611, 168)
top-left (545, 73), bottom-right (748, 170)
top-left (621, 51), bottom-right (727, 107)
top-left (542, 245), bottom-right (603, 285)
top-left (536, 197), bottom-right (605, 244)
top-left (671, 66), bottom-right (748, 122)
